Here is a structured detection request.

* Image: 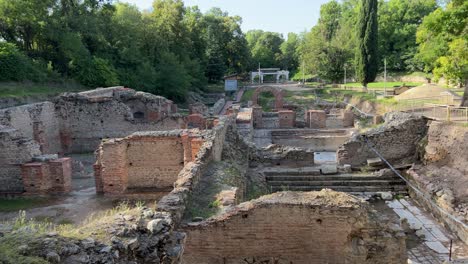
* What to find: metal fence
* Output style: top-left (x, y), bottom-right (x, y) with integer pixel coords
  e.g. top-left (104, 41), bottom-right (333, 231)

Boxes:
top-left (389, 103), bottom-right (468, 123)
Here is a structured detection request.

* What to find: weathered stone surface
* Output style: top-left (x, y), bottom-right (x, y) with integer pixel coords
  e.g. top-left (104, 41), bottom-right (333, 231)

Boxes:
top-left (182, 190), bottom-right (407, 264)
top-left (337, 112), bottom-right (429, 167)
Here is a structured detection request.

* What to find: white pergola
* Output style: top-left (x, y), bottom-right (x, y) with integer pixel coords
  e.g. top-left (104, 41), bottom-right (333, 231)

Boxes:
top-left (251, 68), bottom-right (289, 84)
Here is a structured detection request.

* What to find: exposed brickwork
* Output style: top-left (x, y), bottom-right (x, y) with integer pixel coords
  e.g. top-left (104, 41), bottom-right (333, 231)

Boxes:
top-left (189, 102), bottom-right (208, 115)
top-left (182, 191), bottom-right (407, 264)
top-left (251, 106), bottom-right (263, 128)
top-left (0, 126), bottom-right (41, 194)
top-left (21, 158), bottom-right (72, 195)
top-left (94, 130), bottom-right (206, 196)
top-left (278, 110), bottom-right (295, 128)
top-left (342, 110), bottom-right (355, 127)
top-left (305, 110), bottom-right (326, 128)
top-left (186, 114), bottom-right (206, 129)
top-left (251, 86), bottom-right (284, 110)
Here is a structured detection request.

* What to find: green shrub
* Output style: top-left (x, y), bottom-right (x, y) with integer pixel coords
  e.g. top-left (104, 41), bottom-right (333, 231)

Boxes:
top-left (0, 43), bottom-right (47, 82)
top-left (73, 57), bottom-right (119, 88)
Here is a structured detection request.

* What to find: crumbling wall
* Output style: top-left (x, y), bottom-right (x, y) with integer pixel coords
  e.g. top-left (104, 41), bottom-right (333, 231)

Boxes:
top-left (157, 116), bottom-right (234, 223)
top-left (0, 126), bottom-right (41, 194)
top-left (94, 130), bottom-right (204, 196)
top-left (0, 102), bottom-right (62, 154)
top-left (405, 122), bottom-right (468, 243)
top-left (182, 190), bottom-right (407, 264)
top-left (337, 112), bottom-right (429, 167)
top-left (55, 88), bottom-right (184, 153)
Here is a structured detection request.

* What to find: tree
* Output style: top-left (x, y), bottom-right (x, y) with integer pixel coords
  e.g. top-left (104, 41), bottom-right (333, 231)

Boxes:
top-left (378, 0), bottom-right (437, 71)
top-left (356, 0), bottom-right (378, 90)
top-left (247, 30), bottom-right (284, 68)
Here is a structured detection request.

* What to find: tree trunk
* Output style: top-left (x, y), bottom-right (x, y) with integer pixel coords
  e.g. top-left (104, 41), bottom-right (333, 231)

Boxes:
top-left (362, 83), bottom-right (368, 93)
top-left (461, 79), bottom-right (468, 107)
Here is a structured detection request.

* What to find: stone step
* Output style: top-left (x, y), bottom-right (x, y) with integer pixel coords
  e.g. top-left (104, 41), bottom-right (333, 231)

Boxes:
top-left (267, 180), bottom-right (405, 187)
top-left (265, 174), bottom-right (401, 182)
top-left (270, 185), bottom-right (408, 193)
top-left (263, 169), bottom-right (322, 176)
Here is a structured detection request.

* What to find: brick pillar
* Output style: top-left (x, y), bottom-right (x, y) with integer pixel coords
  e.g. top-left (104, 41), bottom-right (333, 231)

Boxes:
top-left (94, 163), bottom-right (103, 194)
top-left (21, 162), bottom-right (49, 195)
top-left (305, 110), bottom-right (326, 128)
top-left (279, 110), bottom-right (296, 128)
top-left (190, 137), bottom-right (205, 161)
top-left (48, 158), bottom-right (72, 193)
top-left (342, 110), bottom-right (355, 127)
top-left (181, 132), bottom-right (193, 165)
top-left (252, 106), bottom-right (263, 128)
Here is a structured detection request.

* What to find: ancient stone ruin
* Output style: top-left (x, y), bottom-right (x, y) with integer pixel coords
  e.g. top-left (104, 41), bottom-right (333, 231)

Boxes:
top-left (0, 85), bottom-right (466, 263)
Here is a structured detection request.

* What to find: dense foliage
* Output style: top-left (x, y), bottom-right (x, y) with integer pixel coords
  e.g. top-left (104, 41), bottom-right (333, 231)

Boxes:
top-left (0, 0), bottom-right (253, 101)
top-left (0, 0), bottom-right (466, 100)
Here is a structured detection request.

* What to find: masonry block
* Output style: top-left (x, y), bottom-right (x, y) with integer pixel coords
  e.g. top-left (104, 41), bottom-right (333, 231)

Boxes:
top-left (48, 158), bottom-right (72, 193)
top-left (342, 110), bottom-right (355, 127)
top-left (187, 114), bottom-right (207, 129)
top-left (305, 110), bottom-right (326, 128)
top-left (278, 110), bottom-right (296, 128)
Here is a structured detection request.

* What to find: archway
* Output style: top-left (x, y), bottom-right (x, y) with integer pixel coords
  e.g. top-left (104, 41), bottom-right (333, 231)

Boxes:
top-left (251, 86), bottom-right (284, 110)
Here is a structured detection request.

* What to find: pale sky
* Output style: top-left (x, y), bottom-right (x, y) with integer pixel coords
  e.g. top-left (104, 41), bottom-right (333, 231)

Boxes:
top-left (121, 0), bottom-right (331, 37)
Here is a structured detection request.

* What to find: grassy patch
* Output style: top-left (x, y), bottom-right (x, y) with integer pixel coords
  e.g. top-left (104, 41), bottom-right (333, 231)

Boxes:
top-left (0, 81), bottom-right (86, 98)
top-left (0, 198), bottom-right (50, 212)
top-left (344, 82), bottom-right (422, 89)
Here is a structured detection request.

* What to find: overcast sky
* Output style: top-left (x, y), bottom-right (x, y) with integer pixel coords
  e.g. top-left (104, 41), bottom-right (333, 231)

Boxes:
top-left (121, 0), bottom-right (330, 37)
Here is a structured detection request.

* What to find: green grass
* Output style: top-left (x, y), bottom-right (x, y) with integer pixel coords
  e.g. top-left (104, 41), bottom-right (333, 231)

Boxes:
top-left (344, 82), bottom-right (422, 89)
top-left (0, 81), bottom-right (86, 98)
top-left (0, 198), bottom-right (50, 212)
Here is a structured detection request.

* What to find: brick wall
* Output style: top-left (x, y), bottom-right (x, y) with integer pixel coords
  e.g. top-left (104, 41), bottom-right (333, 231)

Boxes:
top-left (0, 126), bottom-right (41, 194)
top-left (94, 130), bottom-right (205, 196)
top-left (182, 191), bottom-right (407, 264)
top-left (0, 102), bottom-right (62, 154)
top-left (305, 110), bottom-right (326, 128)
top-left (55, 89), bottom-right (185, 153)
top-left (278, 110), bottom-right (295, 128)
top-left (21, 157), bottom-right (72, 195)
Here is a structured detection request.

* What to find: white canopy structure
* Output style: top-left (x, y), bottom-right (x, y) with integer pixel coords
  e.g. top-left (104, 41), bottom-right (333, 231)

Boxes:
top-left (251, 68), bottom-right (289, 84)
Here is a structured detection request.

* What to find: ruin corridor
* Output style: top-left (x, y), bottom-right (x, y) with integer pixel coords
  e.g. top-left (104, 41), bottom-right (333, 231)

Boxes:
top-left (0, 86), bottom-right (467, 263)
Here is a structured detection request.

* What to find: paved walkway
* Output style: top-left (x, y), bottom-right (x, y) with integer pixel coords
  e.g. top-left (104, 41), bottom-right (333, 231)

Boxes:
top-left (386, 199), bottom-right (468, 263)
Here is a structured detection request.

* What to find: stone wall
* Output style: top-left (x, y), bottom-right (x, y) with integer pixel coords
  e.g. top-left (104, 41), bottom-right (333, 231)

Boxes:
top-left (157, 116), bottom-right (233, 223)
top-left (182, 190), bottom-right (407, 264)
top-left (271, 129), bottom-right (354, 152)
top-left (337, 112), bottom-right (429, 167)
top-left (305, 110), bottom-right (326, 128)
top-left (405, 122), bottom-right (468, 243)
top-left (278, 110), bottom-right (295, 128)
top-left (55, 87), bottom-right (184, 153)
top-left (94, 130), bottom-right (205, 196)
top-left (0, 102), bottom-right (62, 154)
top-left (0, 126), bottom-right (41, 194)
top-left (21, 157), bottom-right (72, 195)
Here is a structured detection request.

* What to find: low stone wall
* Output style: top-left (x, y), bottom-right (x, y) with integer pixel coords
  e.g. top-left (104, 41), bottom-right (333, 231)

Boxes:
top-left (337, 112), bottom-right (429, 167)
top-left (182, 190), bottom-right (407, 264)
top-left (209, 98), bottom-right (226, 116)
top-left (272, 129), bottom-right (354, 152)
top-left (251, 144), bottom-right (315, 167)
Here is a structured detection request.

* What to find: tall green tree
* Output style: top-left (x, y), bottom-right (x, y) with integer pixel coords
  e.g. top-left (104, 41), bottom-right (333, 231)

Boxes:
top-left (356, 0), bottom-right (379, 89)
top-left (378, 0), bottom-right (437, 71)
